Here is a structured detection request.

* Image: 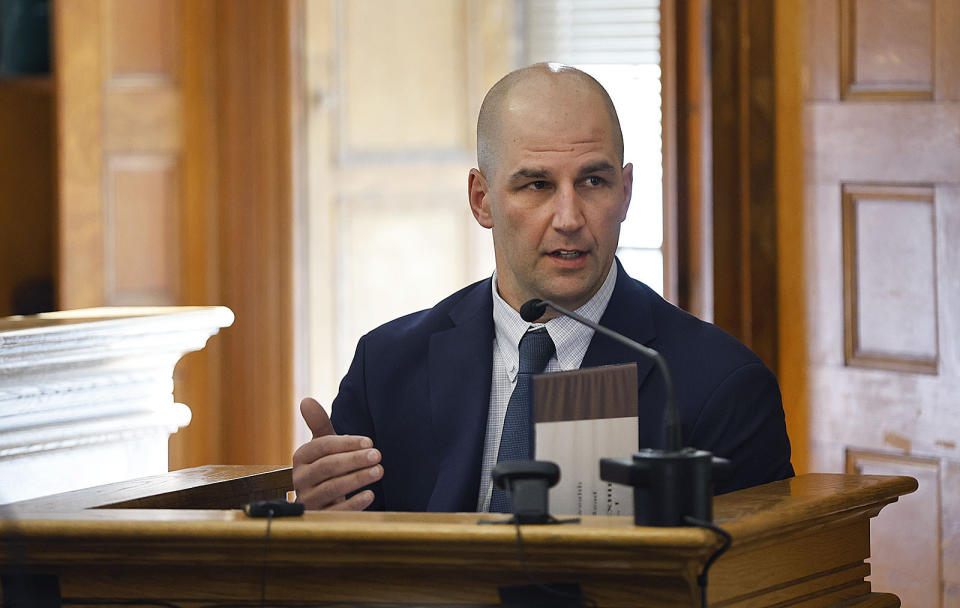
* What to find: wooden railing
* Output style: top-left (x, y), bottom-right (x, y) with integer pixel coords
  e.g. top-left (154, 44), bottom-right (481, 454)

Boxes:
top-left (0, 468), bottom-right (916, 607)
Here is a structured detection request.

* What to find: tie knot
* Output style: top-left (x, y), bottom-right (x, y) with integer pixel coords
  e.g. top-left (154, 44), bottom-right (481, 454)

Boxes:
top-left (517, 327), bottom-right (555, 375)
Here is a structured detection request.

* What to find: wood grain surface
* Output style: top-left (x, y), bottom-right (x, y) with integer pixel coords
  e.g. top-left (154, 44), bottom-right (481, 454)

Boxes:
top-left (4, 465), bottom-right (291, 511)
top-left (0, 470), bottom-right (915, 607)
top-left (795, 0), bottom-right (960, 605)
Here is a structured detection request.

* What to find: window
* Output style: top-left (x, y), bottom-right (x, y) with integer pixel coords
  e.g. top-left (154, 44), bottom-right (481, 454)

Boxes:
top-left (520, 0), bottom-right (664, 294)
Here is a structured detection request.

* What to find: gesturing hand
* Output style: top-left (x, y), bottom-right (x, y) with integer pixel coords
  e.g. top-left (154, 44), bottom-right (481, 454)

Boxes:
top-left (292, 397), bottom-right (382, 510)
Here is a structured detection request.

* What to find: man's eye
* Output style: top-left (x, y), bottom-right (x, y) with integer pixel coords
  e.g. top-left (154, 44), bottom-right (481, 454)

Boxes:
top-left (527, 180), bottom-right (549, 190)
top-left (584, 176), bottom-right (605, 187)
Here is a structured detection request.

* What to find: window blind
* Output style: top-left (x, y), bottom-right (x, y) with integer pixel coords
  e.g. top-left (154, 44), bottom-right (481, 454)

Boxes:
top-left (521, 0), bottom-right (661, 66)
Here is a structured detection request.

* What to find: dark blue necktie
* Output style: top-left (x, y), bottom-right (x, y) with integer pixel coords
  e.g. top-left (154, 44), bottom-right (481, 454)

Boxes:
top-left (489, 327), bottom-right (556, 513)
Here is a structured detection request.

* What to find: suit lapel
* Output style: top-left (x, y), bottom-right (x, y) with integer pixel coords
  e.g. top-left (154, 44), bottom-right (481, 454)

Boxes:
top-left (426, 280), bottom-right (494, 512)
top-left (582, 260), bottom-right (658, 389)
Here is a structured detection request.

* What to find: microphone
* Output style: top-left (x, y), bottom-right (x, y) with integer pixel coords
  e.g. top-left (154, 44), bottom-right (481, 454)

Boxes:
top-left (521, 297), bottom-right (730, 527)
top-left (520, 298), bottom-right (680, 451)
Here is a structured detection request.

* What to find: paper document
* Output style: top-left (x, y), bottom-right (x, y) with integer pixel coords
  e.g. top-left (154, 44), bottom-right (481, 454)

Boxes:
top-left (533, 363), bottom-right (638, 517)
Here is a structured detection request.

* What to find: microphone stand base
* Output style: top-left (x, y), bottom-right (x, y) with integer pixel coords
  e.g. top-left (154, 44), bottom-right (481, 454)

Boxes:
top-left (601, 448), bottom-right (732, 526)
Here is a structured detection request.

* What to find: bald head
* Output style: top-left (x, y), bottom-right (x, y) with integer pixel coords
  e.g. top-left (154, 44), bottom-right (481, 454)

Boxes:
top-left (476, 63), bottom-right (624, 178)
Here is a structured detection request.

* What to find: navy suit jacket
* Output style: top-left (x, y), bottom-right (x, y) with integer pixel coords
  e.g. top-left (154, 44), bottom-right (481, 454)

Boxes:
top-left (330, 262), bottom-right (794, 512)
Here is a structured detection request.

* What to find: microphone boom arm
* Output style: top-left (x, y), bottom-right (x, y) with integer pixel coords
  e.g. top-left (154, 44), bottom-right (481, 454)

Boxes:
top-left (527, 299), bottom-right (682, 451)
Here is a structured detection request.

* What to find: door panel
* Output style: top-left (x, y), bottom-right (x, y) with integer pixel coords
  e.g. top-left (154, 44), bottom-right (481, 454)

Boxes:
top-left (56, 0), bottom-right (183, 310)
top-left (54, 0), bottom-right (298, 468)
top-left (302, 0), bottom-right (508, 420)
top-left (842, 184), bottom-right (938, 373)
top-left (847, 450), bottom-right (942, 605)
top-left (797, 0), bottom-right (960, 605)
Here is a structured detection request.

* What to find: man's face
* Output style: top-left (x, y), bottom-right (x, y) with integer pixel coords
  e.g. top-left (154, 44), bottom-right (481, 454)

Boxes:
top-left (469, 79), bottom-right (633, 314)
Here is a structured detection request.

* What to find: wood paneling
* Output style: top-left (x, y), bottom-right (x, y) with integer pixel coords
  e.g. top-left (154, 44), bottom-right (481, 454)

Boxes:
top-left (336, 196), bottom-right (467, 365)
top-left (842, 184), bottom-right (938, 374)
top-left (810, 105), bottom-right (960, 184)
top-left (708, 0), bottom-right (779, 371)
top-left (807, 0), bottom-right (841, 101)
top-left (0, 79), bottom-right (55, 317)
top-left (847, 450), bottom-right (942, 608)
top-left (104, 157), bottom-right (179, 305)
top-left (169, 0), bottom-right (223, 471)
top-left (9, 465), bottom-right (291, 510)
top-left (840, 0), bottom-right (934, 101)
top-left (53, 0), bottom-right (298, 470)
top-left (0, 474), bottom-right (919, 608)
top-left (56, 0), bottom-right (183, 308)
top-left (935, 0), bottom-right (960, 101)
top-left (55, 0), bottom-right (105, 310)
top-left (672, 0), bottom-right (714, 320)
top-left (340, 0), bottom-right (470, 158)
top-left (301, 0), bottom-right (507, 437)
top-left (775, 0), bottom-right (810, 474)
top-left (797, 0), bottom-right (960, 604)
top-left (103, 86), bottom-right (181, 152)
top-left (659, 0), bottom-right (678, 304)
top-left (103, 0), bottom-right (177, 79)
top-left (214, 0), bottom-right (295, 465)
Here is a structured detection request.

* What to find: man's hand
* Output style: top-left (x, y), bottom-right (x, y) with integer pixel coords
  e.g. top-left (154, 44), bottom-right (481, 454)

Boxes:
top-left (292, 397), bottom-right (382, 510)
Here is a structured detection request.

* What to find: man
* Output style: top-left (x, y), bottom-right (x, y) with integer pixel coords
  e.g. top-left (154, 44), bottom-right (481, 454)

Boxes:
top-left (292, 63), bottom-right (793, 512)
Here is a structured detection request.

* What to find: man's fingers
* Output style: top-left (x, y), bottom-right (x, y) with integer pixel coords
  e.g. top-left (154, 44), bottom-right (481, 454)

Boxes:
top-left (325, 490), bottom-right (375, 511)
top-left (300, 397), bottom-right (335, 439)
top-left (295, 465), bottom-right (383, 510)
top-left (292, 434), bottom-right (375, 467)
top-left (293, 396), bottom-right (380, 511)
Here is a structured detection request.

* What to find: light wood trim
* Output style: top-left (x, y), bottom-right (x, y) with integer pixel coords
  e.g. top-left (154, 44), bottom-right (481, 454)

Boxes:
top-left (102, 154), bottom-right (180, 305)
top-left (713, 473), bottom-right (916, 543)
top-left (170, 0), bottom-right (223, 470)
top-left (660, 0), bottom-right (678, 304)
top-left (775, 0), bottom-right (810, 474)
top-left (174, 0), bottom-right (299, 468)
top-left (841, 183), bottom-right (938, 375)
top-left (54, 0), bottom-right (105, 309)
top-left (214, 1), bottom-right (296, 465)
top-left (936, 0), bottom-right (960, 101)
top-left (845, 449), bottom-right (940, 474)
top-left (709, 0), bottom-right (779, 371)
top-left (673, 0), bottom-right (714, 320)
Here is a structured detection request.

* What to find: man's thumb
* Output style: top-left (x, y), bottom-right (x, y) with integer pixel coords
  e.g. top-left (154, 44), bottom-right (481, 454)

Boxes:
top-left (300, 397), bottom-right (335, 439)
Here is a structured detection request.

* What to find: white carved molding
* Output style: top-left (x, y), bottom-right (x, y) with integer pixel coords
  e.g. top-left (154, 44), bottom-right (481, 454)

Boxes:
top-left (0, 307), bottom-right (234, 504)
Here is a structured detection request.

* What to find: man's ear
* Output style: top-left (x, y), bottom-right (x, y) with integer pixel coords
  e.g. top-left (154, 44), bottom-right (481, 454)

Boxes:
top-left (619, 163), bottom-right (634, 222)
top-left (468, 168), bottom-right (495, 229)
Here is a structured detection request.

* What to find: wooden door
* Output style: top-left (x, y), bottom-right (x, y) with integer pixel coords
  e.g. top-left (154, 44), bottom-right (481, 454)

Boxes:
top-left (55, 0), bottom-right (184, 309)
top-left (300, 0), bottom-right (510, 421)
top-left (54, 0), bottom-right (297, 468)
top-left (781, 1), bottom-right (960, 605)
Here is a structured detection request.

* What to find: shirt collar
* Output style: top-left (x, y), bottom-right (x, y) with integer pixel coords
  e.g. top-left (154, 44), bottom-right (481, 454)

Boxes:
top-left (491, 262), bottom-right (618, 380)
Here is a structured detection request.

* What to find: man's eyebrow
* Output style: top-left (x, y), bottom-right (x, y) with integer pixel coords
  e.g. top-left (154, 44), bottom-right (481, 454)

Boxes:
top-left (579, 161), bottom-right (617, 175)
top-left (508, 168), bottom-right (552, 183)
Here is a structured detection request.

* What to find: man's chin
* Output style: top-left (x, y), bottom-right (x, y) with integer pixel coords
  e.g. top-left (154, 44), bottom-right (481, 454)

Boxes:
top-left (535, 279), bottom-right (601, 312)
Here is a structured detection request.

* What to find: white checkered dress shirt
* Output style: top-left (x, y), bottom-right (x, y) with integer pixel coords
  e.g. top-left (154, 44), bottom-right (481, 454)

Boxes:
top-left (477, 262), bottom-right (618, 511)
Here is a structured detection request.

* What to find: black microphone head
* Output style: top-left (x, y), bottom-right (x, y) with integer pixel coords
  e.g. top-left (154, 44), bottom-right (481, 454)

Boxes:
top-left (520, 298), bottom-right (548, 322)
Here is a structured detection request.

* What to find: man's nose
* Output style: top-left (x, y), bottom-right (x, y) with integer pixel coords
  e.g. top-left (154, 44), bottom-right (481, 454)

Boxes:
top-left (551, 184), bottom-right (586, 233)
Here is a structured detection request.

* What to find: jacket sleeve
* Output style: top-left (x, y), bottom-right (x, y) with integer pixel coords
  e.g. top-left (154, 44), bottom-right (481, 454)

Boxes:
top-left (688, 361), bottom-right (795, 494)
top-left (329, 334), bottom-right (386, 510)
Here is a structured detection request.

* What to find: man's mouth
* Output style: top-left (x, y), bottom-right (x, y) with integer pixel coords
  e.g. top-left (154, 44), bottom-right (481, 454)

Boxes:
top-left (550, 249), bottom-right (586, 260)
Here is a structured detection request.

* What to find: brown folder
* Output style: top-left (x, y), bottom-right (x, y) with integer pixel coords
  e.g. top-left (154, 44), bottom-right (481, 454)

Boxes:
top-left (533, 362), bottom-right (638, 423)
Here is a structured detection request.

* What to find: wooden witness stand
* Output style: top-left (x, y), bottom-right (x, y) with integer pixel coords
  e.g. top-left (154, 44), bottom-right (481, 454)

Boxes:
top-left (0, 467), bottom-right (916, 607)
